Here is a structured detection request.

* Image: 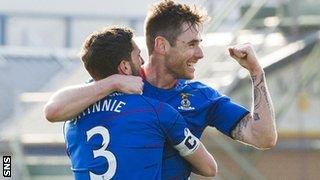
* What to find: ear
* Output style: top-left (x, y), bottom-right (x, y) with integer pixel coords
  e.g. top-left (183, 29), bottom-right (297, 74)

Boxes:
top-left (154, 36), bottom-right (170, 55)
top-left (117, 60), bottom-right (131, 75)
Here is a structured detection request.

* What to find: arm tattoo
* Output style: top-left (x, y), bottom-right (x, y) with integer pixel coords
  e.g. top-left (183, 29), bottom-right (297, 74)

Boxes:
top-left (251, 74), bottom-right (273, 120)
top-left (253, 113), bottom-right (260, 121)
top-left (253, 86), bottom-right (262, 109)
top-left (261, 85), bottom-right (274, 119)
top-left (232, 74), bottom-right (274, 142)
top-left (251, 74), bottom-right (263, 86)
top-left (231, 114), bottom-right (251, 142)
top-left (252, 74), bottom-right (263, 111)
top-left (251, 75), bottom-right (264, 117)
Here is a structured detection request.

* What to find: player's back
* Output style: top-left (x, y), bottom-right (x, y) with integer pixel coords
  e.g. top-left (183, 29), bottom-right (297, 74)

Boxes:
top-left (65, 93), bottom-right (170, 180)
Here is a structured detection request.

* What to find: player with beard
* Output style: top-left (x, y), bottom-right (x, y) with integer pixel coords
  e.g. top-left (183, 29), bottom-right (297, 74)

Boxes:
top-left (63, 27), bottom-right (216, 179)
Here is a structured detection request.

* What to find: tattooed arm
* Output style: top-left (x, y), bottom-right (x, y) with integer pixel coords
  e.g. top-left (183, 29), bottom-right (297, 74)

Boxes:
top-left (229, 43), bottom-right (277, 149)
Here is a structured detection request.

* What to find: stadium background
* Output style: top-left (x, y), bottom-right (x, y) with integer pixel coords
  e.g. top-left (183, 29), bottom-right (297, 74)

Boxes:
top-left (0, 0), bottom-right (319, 179)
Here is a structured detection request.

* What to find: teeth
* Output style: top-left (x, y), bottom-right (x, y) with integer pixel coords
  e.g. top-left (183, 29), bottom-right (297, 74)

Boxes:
top-left (187, 62), bottom-right (195, 67)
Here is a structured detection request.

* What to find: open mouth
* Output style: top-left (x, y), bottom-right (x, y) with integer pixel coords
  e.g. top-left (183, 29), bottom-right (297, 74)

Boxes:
top-left (187, 62), bottom-right (196, 71)
top-left (187, 62), bottom-right (195, 68)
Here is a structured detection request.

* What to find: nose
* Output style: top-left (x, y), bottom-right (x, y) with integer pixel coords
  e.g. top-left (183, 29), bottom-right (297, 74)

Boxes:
top-left (195, 46), bottom-right (204, 59)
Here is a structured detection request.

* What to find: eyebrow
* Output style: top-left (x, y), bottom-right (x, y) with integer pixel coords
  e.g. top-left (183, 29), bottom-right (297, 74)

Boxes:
top-left (186, 39), bottom-right (202, 45)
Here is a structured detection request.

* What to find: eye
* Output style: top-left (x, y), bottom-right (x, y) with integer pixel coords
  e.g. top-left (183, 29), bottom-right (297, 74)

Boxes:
top-left (189, 42), bottom-right (198, 48)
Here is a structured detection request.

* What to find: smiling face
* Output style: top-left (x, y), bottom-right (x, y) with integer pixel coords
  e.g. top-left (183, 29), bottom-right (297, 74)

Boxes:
top-left (165, 23), bottom-right (204, 79)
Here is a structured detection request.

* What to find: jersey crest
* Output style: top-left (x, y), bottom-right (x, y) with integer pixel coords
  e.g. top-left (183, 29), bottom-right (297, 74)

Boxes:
top-left (178, 93), bottom-right (195, 111)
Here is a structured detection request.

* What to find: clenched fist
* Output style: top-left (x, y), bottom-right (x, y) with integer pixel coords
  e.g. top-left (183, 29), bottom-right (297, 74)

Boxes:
top-left (110, 74), bottom-right (144, 94)
top-left (228, 43), bottom-right (263, 75)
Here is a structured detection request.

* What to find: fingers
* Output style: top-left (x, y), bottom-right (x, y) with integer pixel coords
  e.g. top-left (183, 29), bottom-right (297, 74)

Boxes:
top-left (115, 75), bottom-right (144, 94)
top-left (136, 77), bottom-right (144, 95)
top-left (228, 47), bottom-right (248, 59)
top-left (127, 76), bottom-right (144, 94)
top-left (228, 48), bottom-right (235, 56)
top-left (227, 43), bottom-right (262, 73)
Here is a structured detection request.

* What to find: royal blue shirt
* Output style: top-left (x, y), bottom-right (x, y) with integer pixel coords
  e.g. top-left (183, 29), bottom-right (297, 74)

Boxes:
top-left (64, 93), bottom-right (193, 180)
top-left (143, 79), bottom-right (249, 179)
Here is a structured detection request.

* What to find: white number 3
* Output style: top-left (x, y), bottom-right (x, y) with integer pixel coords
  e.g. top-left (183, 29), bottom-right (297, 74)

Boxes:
top-left (87, 126), bottom-right (117, 180)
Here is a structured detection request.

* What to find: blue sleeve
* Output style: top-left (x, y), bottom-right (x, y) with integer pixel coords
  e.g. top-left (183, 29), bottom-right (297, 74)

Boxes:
top-left (208, 95), bottom-right (249, 138)
top-left (157, 102), bottom-right (188, 145)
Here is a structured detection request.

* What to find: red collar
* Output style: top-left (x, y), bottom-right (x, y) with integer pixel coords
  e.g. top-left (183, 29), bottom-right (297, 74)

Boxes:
top-left (140, 68), bottom-right (146, 80)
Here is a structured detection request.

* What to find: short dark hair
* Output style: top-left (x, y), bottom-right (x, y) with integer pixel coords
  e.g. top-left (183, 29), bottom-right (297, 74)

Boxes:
top-left (80, 27), bottom-right (133, 80)
top-left (144, 0), bottom-right (207, 54)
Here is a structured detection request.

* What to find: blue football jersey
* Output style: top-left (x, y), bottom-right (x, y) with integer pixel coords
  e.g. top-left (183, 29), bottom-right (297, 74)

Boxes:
top-left (143, 79), bottom-right (249, 179)
top-left (64, 93), bottom-right (194, 180)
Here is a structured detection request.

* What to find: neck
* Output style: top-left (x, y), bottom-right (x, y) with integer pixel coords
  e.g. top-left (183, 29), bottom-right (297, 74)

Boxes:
top-left (144, 55), bottom-right (177, 89)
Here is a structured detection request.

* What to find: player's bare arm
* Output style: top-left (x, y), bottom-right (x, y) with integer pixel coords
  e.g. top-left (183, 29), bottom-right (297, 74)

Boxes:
top-left (185, 142), bottom-right (217, 177)
top-left (44, 74), bottom-right (143, 122)
top-left (174, 129), bottom-right (217, 177)
top-left (229, 43), bottom-right (277, 149)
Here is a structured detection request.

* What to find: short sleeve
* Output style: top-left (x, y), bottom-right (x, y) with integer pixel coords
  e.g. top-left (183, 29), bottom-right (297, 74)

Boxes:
top-left (156, 102), bottom-right (189, 146)
top-left (208, 96), bottom-right (249, 137)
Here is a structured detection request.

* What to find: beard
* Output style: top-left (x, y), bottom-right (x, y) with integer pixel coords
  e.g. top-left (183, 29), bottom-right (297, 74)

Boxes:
top-left (129, 61), bottom-right (140, 76)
